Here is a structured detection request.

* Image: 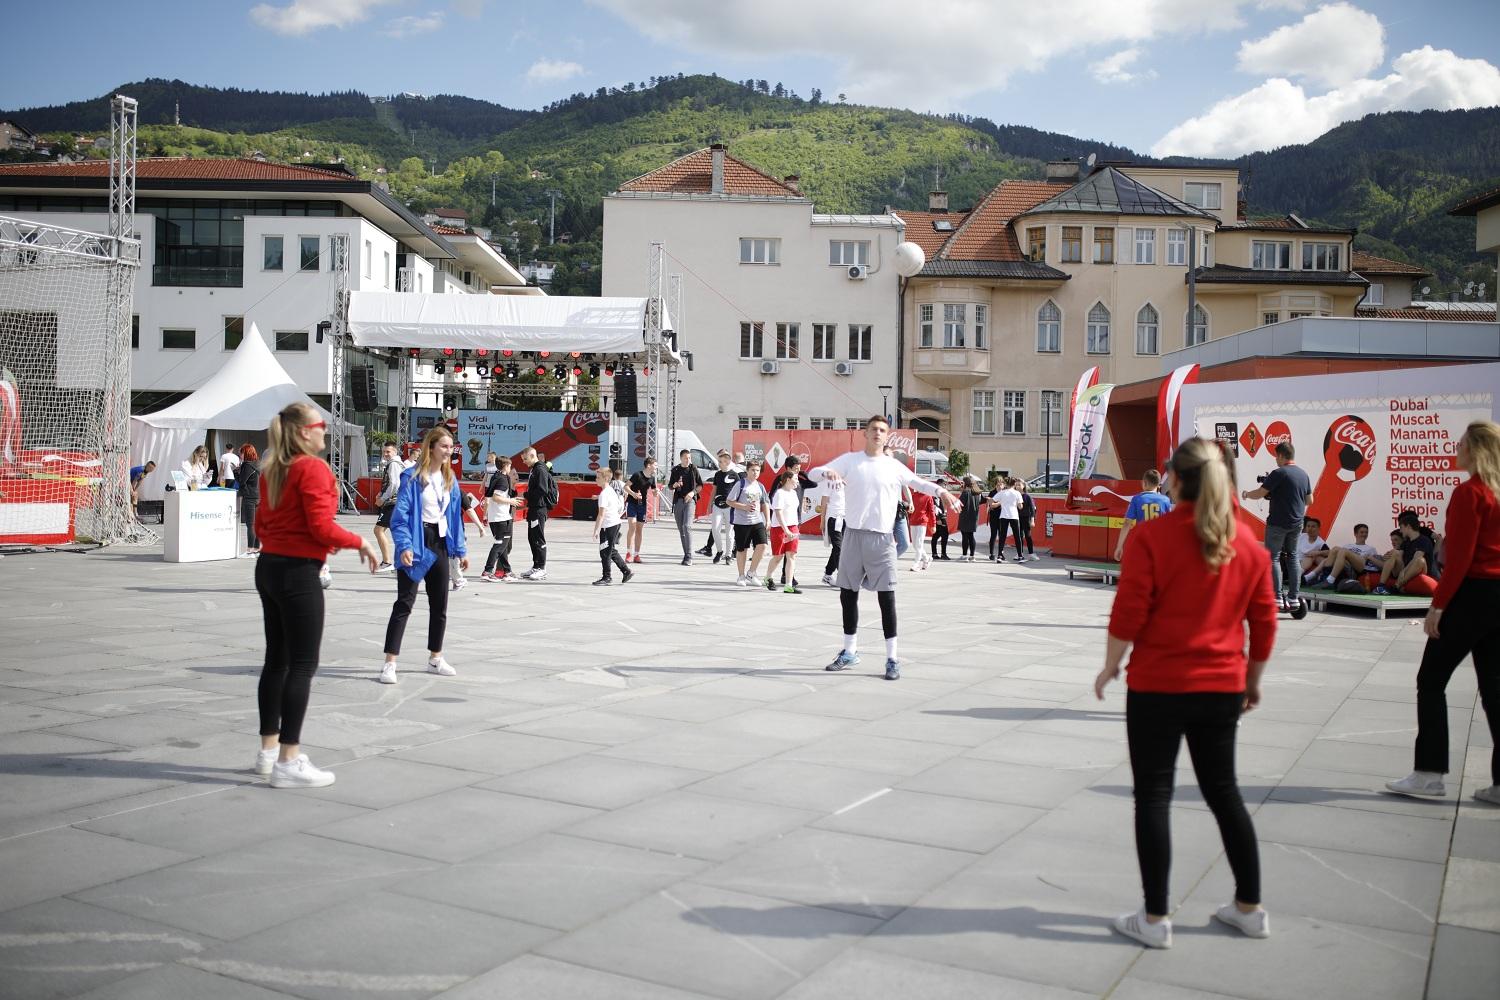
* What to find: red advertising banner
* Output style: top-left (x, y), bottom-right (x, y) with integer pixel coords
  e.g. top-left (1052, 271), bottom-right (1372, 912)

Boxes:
top-left (731, 427), bottom-right (917, 530)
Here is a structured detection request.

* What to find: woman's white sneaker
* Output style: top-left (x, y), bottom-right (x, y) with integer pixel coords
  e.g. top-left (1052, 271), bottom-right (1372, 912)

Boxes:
top-left (1214, 904), bottom-right (1270, 938)
top-left (378, 662), bottom-right (398, 685)
top-left (1473, 785), bottom-right (1500, 806)
top-left (1385, 771), bottom-right (1445, 797)
top-left (427, 657), bottom-right (456, 676)
top-left (254, 748), bottom-right (277, 776)
top-left (1112, 909), bottom-right (1171, 949)
top-left (269, 754), bottom-right (336, 788)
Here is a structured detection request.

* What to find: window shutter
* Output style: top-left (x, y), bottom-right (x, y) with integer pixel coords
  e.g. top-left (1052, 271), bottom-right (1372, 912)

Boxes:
top-left (1118, 228), bottom-right (1132, 264)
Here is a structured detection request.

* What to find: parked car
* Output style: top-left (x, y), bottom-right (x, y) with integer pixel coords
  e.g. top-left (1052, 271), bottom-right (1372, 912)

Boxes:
top-left (914, 450), bottom-right (949, 480)
top-left (1027, 471), bottom-right (1070, 492)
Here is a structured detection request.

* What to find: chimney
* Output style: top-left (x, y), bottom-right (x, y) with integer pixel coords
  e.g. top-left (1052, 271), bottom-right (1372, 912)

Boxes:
top-left (710, 143), bottom-right (726, 194)
top-left (783, 174), bottom-right (800, 194)
top-left (929, 190), bottom-right (948, 212)
top-left (1045, 159), bottom-right (1080, 182)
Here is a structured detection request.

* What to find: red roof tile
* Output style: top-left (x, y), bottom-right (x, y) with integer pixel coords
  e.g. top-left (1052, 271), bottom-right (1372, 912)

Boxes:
top-left (1223, 215), bottom-right (1302, 230)
top-left (1351, 250), bottom-right (1428, 276)
top-left (891, 209), bottom-right (970, 258)
top-left (941, 180), bottom-right (1071, 261)
top-left (0, 157), bottom-right (355, 182)
top-left (430, 224), bottom-right (467, 235)
top-left (618, 148), bottom-right (802, 198)
top-left (1356, 306), bottom-right (1496, 321)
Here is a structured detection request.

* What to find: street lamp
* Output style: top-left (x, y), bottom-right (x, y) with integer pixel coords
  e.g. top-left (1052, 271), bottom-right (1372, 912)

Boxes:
top-left (878, 385), bottom-right (893, 424)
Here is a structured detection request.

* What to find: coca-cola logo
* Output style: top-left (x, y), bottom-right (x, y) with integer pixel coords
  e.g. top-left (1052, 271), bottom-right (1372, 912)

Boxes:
top-left (1332, 418), bottom-right (1376, 462)
top-left (1265, 421), bottom-right (1291, 448)
top-left (1323, 414), bottom-right (1376, 480)
top-left (565, 411), bottom-right (610, 436)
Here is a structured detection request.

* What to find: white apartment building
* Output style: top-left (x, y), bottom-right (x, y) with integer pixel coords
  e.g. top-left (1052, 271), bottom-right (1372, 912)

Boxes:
top-left (602, 145), bottom-right (902, 446)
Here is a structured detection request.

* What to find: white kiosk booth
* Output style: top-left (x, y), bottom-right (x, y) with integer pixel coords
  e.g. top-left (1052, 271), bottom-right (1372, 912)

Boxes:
top-left (163, 488), bottom-right (239, 562)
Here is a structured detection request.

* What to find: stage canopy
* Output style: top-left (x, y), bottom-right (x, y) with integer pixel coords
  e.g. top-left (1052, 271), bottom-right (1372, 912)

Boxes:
top-left (347, 292), bottom-right (674, 355)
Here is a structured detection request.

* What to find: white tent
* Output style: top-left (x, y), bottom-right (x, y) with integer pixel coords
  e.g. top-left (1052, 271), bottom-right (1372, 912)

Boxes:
top-left (347, 292), bottom-right (674, 355)
top-left (130, 324), bottom-right (367, 501)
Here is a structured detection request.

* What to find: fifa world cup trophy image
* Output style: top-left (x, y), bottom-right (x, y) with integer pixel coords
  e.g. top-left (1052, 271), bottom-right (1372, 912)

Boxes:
top-left (1306, 414), bottom-right (1376, 532)
top-left (468, 438), bottom-right (483, 468)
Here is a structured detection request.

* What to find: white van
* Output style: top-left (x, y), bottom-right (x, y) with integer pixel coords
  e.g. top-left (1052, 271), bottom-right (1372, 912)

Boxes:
top-left (914, 450), bottom-right (949, 480)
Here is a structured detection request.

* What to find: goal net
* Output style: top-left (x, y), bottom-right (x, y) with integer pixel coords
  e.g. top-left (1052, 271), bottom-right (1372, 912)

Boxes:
top-left (0, 216), bottom-right (136, 546)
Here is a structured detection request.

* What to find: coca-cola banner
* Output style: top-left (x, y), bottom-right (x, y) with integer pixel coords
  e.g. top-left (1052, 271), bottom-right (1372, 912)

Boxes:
top-left (453, 410), bottom-right (609, 477)
top-left (731, 428), bottom-right (917, 529)
top-left (1178, 364), bottom-right (1499, 539)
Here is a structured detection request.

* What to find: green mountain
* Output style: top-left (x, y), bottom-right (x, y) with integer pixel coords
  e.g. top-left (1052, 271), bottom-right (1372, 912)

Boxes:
top-left (4, 76), bottom-right (1495, 294)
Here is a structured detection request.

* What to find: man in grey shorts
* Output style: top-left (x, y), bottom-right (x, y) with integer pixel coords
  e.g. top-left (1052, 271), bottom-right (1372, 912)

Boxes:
top-left (809, 415), bottom-right (959, 680)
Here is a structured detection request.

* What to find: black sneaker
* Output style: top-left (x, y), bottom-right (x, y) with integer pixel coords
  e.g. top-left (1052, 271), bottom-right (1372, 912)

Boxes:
top-left (592, 578), bottom-right (611, 586)
top-left (712, 553), bottom-right (723, 565)
top-left (622, 568), bottom-right (634, 584)
top-left (681, 558), bottom-right (692, 566)
top-left (884, 659), bottom-right (901, 681)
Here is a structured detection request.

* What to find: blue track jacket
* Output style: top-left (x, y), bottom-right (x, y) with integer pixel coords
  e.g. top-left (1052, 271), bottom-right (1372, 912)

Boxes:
top-left (390, 466), bottom-right (467, 582)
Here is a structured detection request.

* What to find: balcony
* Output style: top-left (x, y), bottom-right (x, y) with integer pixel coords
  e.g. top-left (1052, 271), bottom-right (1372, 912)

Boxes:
top-left (911, 346), bottom-right (990, 388)
top-left (151, 265), bottom-right (242, 288)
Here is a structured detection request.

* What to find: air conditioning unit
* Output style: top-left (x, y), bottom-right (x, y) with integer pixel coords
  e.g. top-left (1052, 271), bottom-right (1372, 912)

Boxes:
top-left (759, 359), bottom-right (780, 375)
top-left (846, 264), bottom-right (868, 280)
top-left (833, 361), bottom-right (854, 376)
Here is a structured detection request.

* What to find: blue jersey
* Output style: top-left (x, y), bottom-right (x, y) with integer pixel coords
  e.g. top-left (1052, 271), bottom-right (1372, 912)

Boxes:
top-left (1125, 490), bottom-right (1172, 524)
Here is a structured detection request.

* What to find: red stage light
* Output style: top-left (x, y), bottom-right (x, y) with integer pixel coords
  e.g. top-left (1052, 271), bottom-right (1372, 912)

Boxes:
top-left (501, 349), bottom-right (513, 358)
top-left (604, 365), bottom-right (615, 377)
top-left (643, 366), bottom-right (651, 376)
top-left (535, 365), bottom-right (546, 375)
top-left (538, 351), bottom-right (551, 359)
top-left (453, 363), bottom-right (465, 373)
top-left (569, 351), bottom-right (581, 359)
top-left (407, 347), bottom-right (420, 357)
top-left (571, 366), bottom-right (583, 376)
top-left (476, 348), bottom-right (489, 357)
top-left (442, 347), bottom-right (455, 356)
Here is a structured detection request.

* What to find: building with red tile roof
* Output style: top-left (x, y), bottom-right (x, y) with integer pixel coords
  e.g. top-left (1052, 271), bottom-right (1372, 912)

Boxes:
top-left (617, 145), bottom-right (804, 199)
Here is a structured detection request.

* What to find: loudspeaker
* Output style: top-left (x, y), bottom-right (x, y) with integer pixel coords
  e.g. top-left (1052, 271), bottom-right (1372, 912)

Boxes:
top-left (614, 373), bottom-right (638, 417)
top-left (351, 365), bottom-right (377, 411)
top-left (572, 497), bottom-right (598, 521)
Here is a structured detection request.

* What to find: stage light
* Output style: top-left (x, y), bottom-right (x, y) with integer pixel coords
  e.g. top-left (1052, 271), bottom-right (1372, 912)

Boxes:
top-left (552, 364), bottom-right (566, 381)
top-left (476, 348), bottom-right (489, 358)
top-left (604, 364), bottom-right (615, 377)
top-left (569, 351), bottom-right (581, 359)
top-left (571, 365), bottom-right (583, 377)
top-left (504, 364), bottom-right (517, 379)
top-left (434, 361), bottom-right (446, 375)
top-left (588, 363), bottom-right (599, 378)
top-left (643, 366), bottom-right (651, 377)
top-left (453, 363), bottom-right (465, 374)
top-left (535, 365), bottom-right (547, 376)
top-left (501, 349), bottom-right (513, 358)
top-left (538, 351), bottom-right (551, 359)
top-left (407, 347), bottom-right (420, 358)
top-left (442, 347), bottom-right (455, 356)
top-left (477, 364), bottom-right (490, 377)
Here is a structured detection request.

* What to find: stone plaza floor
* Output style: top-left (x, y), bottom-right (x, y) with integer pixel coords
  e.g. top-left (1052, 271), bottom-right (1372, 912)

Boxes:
top-left (0, 516), bottom-right (1495, 999)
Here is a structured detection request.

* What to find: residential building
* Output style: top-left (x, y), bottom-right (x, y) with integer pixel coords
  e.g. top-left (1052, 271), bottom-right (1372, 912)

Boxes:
top-left (1352, 249), bottom-right (1428, 310)
top-left (1451, 184), bottom-right (1500, 280)
top-left (602, 144), bottom-right (902, 446)
top-left (0, 120), bottom-right (37, 152)
top-left (423, 207), bottom-right (468, 229)
top-left (896, 160), bottom-right (1367, 477)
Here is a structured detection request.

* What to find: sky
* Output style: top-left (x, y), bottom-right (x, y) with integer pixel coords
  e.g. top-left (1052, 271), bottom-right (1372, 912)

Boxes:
top-left (2, 0), bottom-right (1497, 157)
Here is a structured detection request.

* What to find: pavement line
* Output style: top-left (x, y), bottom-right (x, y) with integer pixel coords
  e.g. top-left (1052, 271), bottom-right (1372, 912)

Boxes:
top-left (1272, 843), bottom-right (1435, 922)
top-left (657, 890), bottom-right (802, 980)
top-left (832, 787), bottom-right (892, 816)
top-left (0, 930), bottom-right (202, 950)
top-left (183, 958), bottom-right (469, 992)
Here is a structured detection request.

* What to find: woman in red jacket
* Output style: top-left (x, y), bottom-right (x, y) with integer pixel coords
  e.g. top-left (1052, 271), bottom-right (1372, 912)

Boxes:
top-left (253, 403), bottom-right (377, 789)
top-left (1095, 437), bottom-right (1278, 949)
top-left (1386, 420), bottom-right (1500, 804)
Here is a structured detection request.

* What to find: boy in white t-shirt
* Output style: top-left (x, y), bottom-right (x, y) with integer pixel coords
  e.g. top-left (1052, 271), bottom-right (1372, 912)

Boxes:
top-left (481, 456), bottom-right (523, 581)
top-left (218, 445), bottom-right (242, 488)
top-left (764, 469), bottom-right (803, 595)
top-left (726, 460), bottom-right (769, 586)
top-left (990, 479), bottom-right (1024, 562)
top-left (592, 467), bottom-right (633, 585)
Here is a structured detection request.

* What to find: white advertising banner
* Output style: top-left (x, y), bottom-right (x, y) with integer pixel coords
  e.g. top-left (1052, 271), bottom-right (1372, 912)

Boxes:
top-left (163, 489), bottom-right (240, 563)
top-left (1178, 363), bottom-right (1500, 540)
top-left (1069, 383), bottom-right (1115, 482)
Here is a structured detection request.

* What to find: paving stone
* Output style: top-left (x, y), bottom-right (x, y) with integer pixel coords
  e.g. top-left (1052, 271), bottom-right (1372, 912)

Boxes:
top-left (778, 947), bottom-right (1095, 999)
top-left (479, 753), bottom-right (711, 809)
top-left (562, 790), bottom-right (816, 861)
top-left (0, 827), bottom-right (190, 913)
top-left (813, 788), bottom-right (1043, 854)
top-left (277, 755), bottom-right (492, 810)
top-left (431, 954), bottom-right (716, 999)
top-left (79, 786), bottom-right (367, 856)
top-left (598, 726), bottom-right (806, 773)
top-left (1250, 799), bottom-right (1456, 864)
top-left (67, 963), bottom-right (299, 1000)
top-left (388, 729), bottom-right (595, 774)
top-left (898, 756), bottom-right (1102, 809)
top-left (1438, 857), bottom-right (1500, 933)
top-left (779, 731), bottom-right (964, 776)
top-left (688, 759), bottom-right (899, 813)
top-left (1425, 924), bottom-right (1500, 1000)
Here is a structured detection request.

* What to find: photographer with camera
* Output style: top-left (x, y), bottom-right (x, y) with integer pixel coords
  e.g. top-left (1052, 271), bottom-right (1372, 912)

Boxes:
top-left (1241, 441), bottom-right (1314, 610)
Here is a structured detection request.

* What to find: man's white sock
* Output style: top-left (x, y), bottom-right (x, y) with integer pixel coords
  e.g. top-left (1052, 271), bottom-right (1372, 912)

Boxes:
top-left (886, 637), bottom-right (898, 660)
top-left (843, 634), bottom-right (857, 655)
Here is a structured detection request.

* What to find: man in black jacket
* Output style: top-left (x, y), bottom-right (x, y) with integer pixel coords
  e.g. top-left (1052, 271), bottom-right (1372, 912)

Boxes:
top-left (667, 449), bottom-right (703, 565)
top-left (519, 447), bottom-right (558, 580)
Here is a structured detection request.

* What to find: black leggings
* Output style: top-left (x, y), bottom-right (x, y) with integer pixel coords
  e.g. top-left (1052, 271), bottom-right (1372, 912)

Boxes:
top-left (1019, 514), bottom-right (1034, 555)
top-left (383, 527), bottom-right (449, 656)
top-left (527, 509), bottom-right (549, 569)
top-left (243, 503), bottom-right (259, 550)
top-left (930, 523), bottom-right (948, 557)
top-left (961, 530), bottom-right (976, 557)
top-left (484, 520), bottom-right (513, 575)
top-left (987, 512), bottom-right (1003, 557)
top-left (255, 554), bottom-right (325, 745)
top-left (840, 588), bottom-right (897, 640)
top-left (1127, 690), bottom-right (1260, 915)
top-left (599, 523), bottom-right (627, 579)
top-left (996, 518), bottom-right (1023, 558)
top-left (824, 520), bottom-right (843, 576)
top-left (1414, 578), bottom-right (1500, 783)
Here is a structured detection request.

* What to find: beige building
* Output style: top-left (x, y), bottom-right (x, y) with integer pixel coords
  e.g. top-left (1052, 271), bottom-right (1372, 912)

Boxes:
top-left (0, 120), bottom-right (37, 152)
top-left (896, 161), bottom-right (1366, 478)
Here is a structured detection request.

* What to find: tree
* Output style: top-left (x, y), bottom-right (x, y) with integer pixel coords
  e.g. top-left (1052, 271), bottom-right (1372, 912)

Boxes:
top-left (809, 88), bottom-right (822, 105)
top-left (838, 92), bottom-right (847, 103)
top-left (772, 82), bottom-right (785, 98)
top-left (757, 80), bottom-right (770, 94)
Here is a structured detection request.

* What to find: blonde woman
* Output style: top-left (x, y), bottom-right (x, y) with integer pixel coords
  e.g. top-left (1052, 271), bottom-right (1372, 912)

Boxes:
top-left (380, 426), bottom-right (469, 684)
top-left (1386, 420), bottom-right (1500, 804)
top-left (251, 403), bottom-right (378, 788)
top-left (182, 445), bottom-right (212, 489)
top-left (1095, 437), bottom-right (1278, 948)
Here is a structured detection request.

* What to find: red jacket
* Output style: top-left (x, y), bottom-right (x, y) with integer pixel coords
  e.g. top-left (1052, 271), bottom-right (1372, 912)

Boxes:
top-left (1109, 502), bottom-right (1278, 693)
top-left (1434, 476), bottom-right (1500, 610)
top-left (907, 491), bottom-right (934, 527)
top-left (254, 456), bottom-right (364, 560)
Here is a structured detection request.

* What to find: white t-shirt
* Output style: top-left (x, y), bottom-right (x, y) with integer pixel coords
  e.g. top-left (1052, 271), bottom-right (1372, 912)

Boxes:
top-left (487, 476), bottom-right (514, 523)
top-left (728, 478), bottom-right (767, 525)
top-left (1296, 533), bottom-right (1327, 559)
top-left (992, 488), bottom-right (1021, 520)
top-left (420, 474), bottom-right (451, 537)
top-left (808, 451), bottom-right (939, 533)
top-left (218, 450), bottom-right (241, 482)
top-left (823, 480), bottom-right (847, 520)
top-left (770, 487), bottom-right (801, 530)
top-left (597, 483), bottom-right (625, 530)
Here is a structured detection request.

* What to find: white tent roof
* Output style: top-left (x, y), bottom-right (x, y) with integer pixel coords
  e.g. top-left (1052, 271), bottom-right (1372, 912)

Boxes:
top-left (347, 292), bottom-right (672, 355)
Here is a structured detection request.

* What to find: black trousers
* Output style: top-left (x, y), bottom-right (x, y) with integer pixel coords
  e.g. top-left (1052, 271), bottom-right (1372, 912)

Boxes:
top-left (997, 518), bottom-right (1023, 558)
top-left (383, 526), bottom-right (449, 656)
top-left (484, 519), bottom-right (513, 575)
top-left (824, 519), bottom-right (843, 576)
top-left (527, 509), bottom-right (549, 569)
top-left (1414, 578), bottom-right (1500, 782)
top-left (1127, 690), bottom-right (1260, 915)
top-left (599, 523), bottom-right (627, 579)
top-left (243, 503), bottom-right (259, 550)
top-left (255, 554), bottom-right (325, 745)
top-left (987, 511), bottom-right (1003, 557)
top-left (960, 530), bottom-right (976, 557)
top-left (930, 522), bottom-right (949, 557)
top-left (1019, 514), bottom-right (1034, 554)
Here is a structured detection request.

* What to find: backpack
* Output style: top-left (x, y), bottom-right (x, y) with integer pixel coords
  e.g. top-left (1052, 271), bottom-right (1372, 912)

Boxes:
top-left (1335, 578), bottom-right (1368, 595)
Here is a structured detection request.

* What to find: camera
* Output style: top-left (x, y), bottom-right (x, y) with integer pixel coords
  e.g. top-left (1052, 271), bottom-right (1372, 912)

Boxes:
top-left (1255, 474), bottom-right (1268, 484)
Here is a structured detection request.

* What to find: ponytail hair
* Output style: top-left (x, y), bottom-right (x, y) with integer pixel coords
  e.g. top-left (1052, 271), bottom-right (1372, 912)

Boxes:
top-left (773, 468), bottom-right (796, 494)
top-left (1167, 437), bottom-right (1237, 571)
top-left (1462, 420), bottom-right (1500, 501)
top-left (261, 401), bottom-right (322, 508)
top-left (416, 426), bottom-right (456, 493)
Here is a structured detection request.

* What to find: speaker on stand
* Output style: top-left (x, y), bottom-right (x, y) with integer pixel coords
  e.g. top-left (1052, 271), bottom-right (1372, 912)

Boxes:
top-left (613, 372), bottom-right (638, 417)
top-left (351, 365), bottom-right (377, 412)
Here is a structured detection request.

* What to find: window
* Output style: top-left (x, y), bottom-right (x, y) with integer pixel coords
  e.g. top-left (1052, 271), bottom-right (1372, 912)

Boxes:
top-left (1184, 182), bottom-right (1222, 210)
top-left (1367, 282), bottom-right (1384, 305)
top-left (1026, 226), bottom-right (1046, 263)
top-left (162, 328), bottom-right (195, 350)
top-left (1060, 226), bottom-right (1083, 263)
top-left (275, 328), bottom-right (309, 352)
top-left (737, 416), bottom-right (763, 430)
top-left (774, 416), bottom-right (800, 430)
top-left (739, 238), bottom-right (780, 264)
top-left (263, 235), bottom-right (283, 271)
top-left (942, 304), bottom-right (965, 348)
top-left (1252, 241), bottom-right (1291, 270)
top-left (1134, 228), bottom-right (1156, 264)
top-left (775, 322), bottom-right (800, 360)
top-left (829, 240), bottom-right (869, 266)
top-left (1167, 229), bottom-right (1187, 266)
top-left (809, 417), bottom-right (835, 430)
top-left (844, 418), bottom-right (863, 430)
top-left (1302, 242), bottom-right (1341, 271)
top-left (849, 324), bottom-right (872, 361)
top-left (1262, 312), bottom-right (1280, 325)
top-left (131, 315), bottom-right (139, 350)
top-left (299, 236), bottom-right (319, 271)
top-left (1087, 302), bottom-right (1111, 354)
top-left (1036, 300), bottom-right (1061, 353)
top-left (1135, 304), bottom-right (1159, 355)
top-left (1093, 227), bottom-right (1114, 263)
top-left (223, 315), bottom-right (244, 351)
top-left (384, 251), bottom-right (392, 288)
top-left (918, 304), bottom-right (934, 348)
top-left (974, 304), bottom-right (987, 350)
top-left (739, 321), bottom-right (765, 359)
top-left (363, 240), bottom-right (372, 279)
top-left (812, 323), bottom-right (836, 360)
top-left (972, 389), bottom-right (996, 435)
top-left (1289, 311), bottom-right (1313, 319)
top-left (1188, 304), bottom-right (1208, 346)
top-left (1002, 390), bottom-right (1026, 435)
top-left (1041, 389), bottom-right (1064, 437)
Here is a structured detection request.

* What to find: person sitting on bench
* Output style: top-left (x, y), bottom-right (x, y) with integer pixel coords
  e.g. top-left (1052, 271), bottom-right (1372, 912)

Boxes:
top-left (1375, 510), bottom-right (1439, 596)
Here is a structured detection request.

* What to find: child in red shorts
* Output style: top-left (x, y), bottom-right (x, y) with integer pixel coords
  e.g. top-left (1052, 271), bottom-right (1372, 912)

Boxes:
top-left (765, 468), bottom-right (802, 594)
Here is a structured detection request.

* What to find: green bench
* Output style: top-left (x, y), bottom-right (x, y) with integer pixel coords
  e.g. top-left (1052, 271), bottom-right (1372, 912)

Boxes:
top-left (1064, 562), bottom-right (1121, 584)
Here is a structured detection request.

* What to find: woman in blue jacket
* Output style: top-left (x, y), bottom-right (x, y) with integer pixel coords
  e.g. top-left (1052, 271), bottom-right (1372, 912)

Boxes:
top-left (379, 426), bottom-right (468, 684)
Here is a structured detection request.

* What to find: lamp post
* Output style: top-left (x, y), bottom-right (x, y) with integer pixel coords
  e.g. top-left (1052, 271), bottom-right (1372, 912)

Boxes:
top-left (878, 385), bottom-right (893, 424)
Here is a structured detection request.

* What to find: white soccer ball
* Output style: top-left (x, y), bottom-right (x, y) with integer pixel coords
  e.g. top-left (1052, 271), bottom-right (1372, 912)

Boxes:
top-left (893, 241), bottom-right (926, 278)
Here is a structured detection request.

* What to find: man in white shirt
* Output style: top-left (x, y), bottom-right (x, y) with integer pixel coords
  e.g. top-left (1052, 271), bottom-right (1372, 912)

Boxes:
top-left (726, 459), bottom-right (769, 586)
top-left (591, 467), bottom-right (633, 585)
top-left (809, 415), bottom-right (960, 681)
top-left (218, 444), bottom-right (242, 488)
top-left (373, 443), bottom-right (404, 572)
top-left (1296, 516), bottom-right (1329, 582)
top-left (1306, 522), bottom-right (1383, 588)
top-left (819, 477), bottom-right (847, 587)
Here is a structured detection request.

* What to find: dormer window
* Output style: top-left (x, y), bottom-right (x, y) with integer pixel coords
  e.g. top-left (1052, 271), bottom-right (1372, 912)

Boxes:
top-left (1302, 242), bottom-right (1342, 271)
top-left (1026, 227), bottom-right (1046, 263)
top-left (1184, 182), bottom-right (1222, 210)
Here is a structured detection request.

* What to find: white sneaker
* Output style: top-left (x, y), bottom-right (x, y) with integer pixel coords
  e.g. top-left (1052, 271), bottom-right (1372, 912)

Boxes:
top-left (254, 748), bottom-right (277, 776)
top-left (529, 569), bottom-right (547, 581)
top-left (1028, 553), bottom-right (1040, 562)
top-left (1112, 909), bottom-right (1171, 949)
top-left (375, 562), bottom-right (395, 573)
top-left (1214, 904), bottom-right (1270, 938)
top-left (517, 568), bottom-right (536, 580)
top-left (427, 657), bottom-right (456, 676)
top-left (318, 566), bottom-right (332, 589)
top-left (821, 574), bottom-right (837, 587)
top-left (378, 662), bottom-right (398, 685)
top-left (1472, 785), bottom-right (1500, 806)
top-left (1385, 771), bottom-right (1445, 797)
top-left (269, 754), bottom-right (336, 788)
top-left (452, 577), bottom-right (467, 591)
top-left (735, 574), bottom-right (751, 587)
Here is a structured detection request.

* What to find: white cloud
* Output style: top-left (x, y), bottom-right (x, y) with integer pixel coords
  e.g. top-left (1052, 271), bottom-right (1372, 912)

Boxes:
top-left (249, 0), bottom-right (397, 35)
top-left (1090, 47), bottom-right (1157, 84)
top-left (383, 11), bottom-right (445, 37)
top-left (1153, 46), bottom-right (1500, 157)
top-left (450, 0), bottom-right (486, 16)
top-left (1237, 2), bottom-right (1384, 87)
top-left (586, 0), bottom-right (1253, 111)
top-left (526, 59), bottom-right (585, 85)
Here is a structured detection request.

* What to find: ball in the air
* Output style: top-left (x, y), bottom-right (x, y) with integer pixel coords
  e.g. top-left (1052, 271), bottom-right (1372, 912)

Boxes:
top-left (894, 241), bottom-right (926, 278)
